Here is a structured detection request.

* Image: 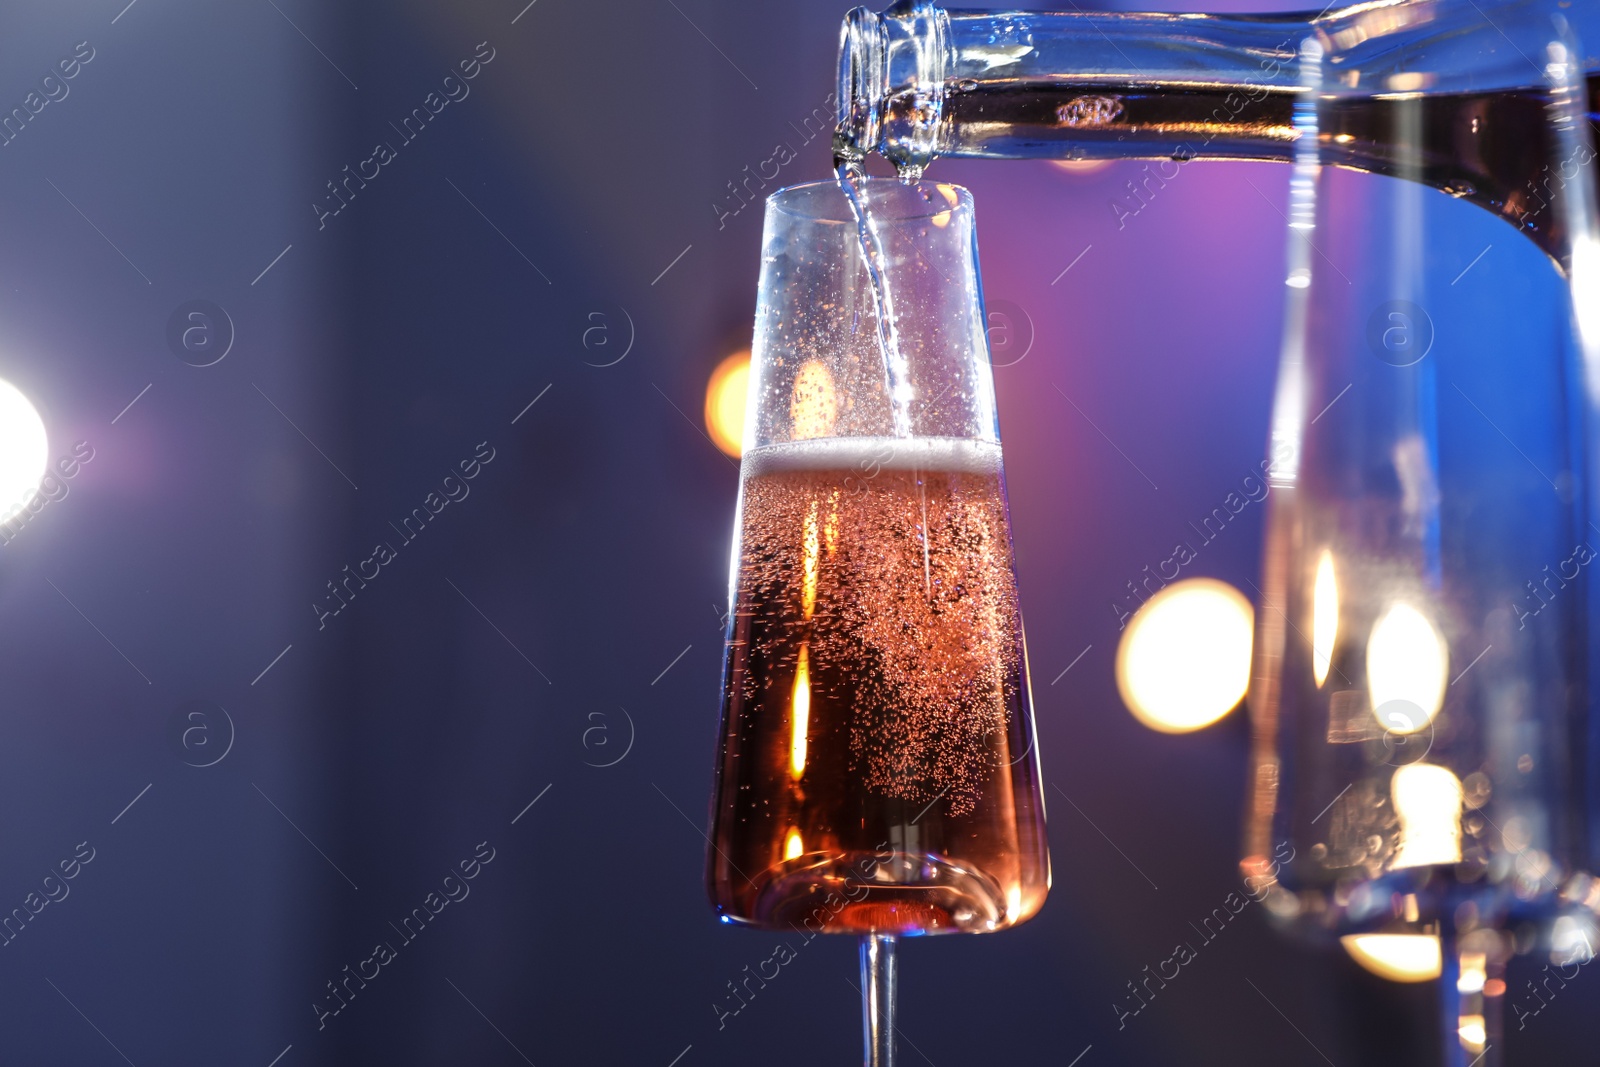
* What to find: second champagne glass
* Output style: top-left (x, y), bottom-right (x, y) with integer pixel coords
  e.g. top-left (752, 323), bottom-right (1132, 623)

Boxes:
top-left (1242, 13), bottom-right (1600, 1066)
top-left (706, 178), bottom-right (1050, 1066)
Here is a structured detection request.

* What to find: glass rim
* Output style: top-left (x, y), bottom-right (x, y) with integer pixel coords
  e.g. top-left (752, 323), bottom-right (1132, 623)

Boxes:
top-left (765, 177), bottom-right (973, 224)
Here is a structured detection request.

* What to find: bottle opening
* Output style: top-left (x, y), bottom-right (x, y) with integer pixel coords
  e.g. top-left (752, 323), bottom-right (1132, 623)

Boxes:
top-left (835, 2), bottom-right (949, 175)
top-left (836, 6), bottom-right (885, 164)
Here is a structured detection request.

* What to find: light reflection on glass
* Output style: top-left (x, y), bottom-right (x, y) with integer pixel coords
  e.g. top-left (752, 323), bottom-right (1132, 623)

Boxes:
top-left (929, 183), bottom-right (962, 228)
top-left (1573, 232), bottom-right (1600, 399)
top-left (1366, 602), bottom-right (1448, 734)
top-left (1048, 158), bottom-right (1112, 177)
top-left (791, 645), bottom-right (811, 781)
top-left (791, 496), bottom-right (822, 781)
top-left (1392, 762), bottom-right (1464, 869)
top-left (1312, 549), bottom-right (1338, 688)
top-left (802, 500), bottom-right (820, 618)
top-left (790, 359), bottom-right (839, 440)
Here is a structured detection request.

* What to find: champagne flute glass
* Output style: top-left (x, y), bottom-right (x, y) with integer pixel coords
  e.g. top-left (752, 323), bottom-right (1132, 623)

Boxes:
top-left (1242, 16), bottom-right (1600, 1067)
top-left (706, 177), bottom-right (1050, 1066)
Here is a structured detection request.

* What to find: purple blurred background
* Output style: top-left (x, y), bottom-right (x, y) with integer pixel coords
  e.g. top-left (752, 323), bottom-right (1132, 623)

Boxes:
top-left (0, 0), bottom-right (1588, 1063)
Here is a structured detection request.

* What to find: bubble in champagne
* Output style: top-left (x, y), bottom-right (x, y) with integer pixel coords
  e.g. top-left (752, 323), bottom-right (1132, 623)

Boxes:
top-left (736, 437), bottom-right (1019, 816)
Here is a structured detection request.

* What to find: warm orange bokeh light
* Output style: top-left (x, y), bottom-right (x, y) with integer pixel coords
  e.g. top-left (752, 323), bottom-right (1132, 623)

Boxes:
top-left (1116, 578), bottom-right (1253, 733)
top-left (1050, 158), bottom-right (1112, 176)
top-left (1340, 934), bottom-right (1442, 982)
top-left (790, 360), bottom-right (839, 440)
top-left (705, 350), bottom-right (751, 457)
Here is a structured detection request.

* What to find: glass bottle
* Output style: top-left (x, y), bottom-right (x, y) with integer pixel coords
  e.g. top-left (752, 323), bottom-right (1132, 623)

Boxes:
top-left (834, 0), bottom-right (1598, 262)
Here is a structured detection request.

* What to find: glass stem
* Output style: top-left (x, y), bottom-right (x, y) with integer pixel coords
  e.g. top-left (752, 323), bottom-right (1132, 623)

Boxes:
top-left (859, 933), bottom-right (897, 1067)
top-left (1438, 928), bottom-right (1502, 1067)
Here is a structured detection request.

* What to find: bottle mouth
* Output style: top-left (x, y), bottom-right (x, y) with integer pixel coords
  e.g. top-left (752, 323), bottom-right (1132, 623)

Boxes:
top-left (835, 6), bottom-right (885, 163)
top-left (835, 2), bottom-right (949, 174)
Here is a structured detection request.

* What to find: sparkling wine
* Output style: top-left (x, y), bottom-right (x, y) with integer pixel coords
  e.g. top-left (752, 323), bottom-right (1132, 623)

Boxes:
top-left (707, 436), bottom-right (1049, 935)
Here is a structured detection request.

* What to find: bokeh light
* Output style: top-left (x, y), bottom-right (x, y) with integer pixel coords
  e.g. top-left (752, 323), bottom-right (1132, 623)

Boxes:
top-left (1049, 159), bottom-right (1112, 177)
top-left (1116, 578), bottom-right (1253, 733)
top-left (705, 350), bottom-right (750, 457)
top-left (0, 377), bottom-right (48, 522)
top-left (1340, 934), bottom-right (1442, 982)
top-left (1392, 762), bottom-right (1464, 869)
top-left (1551, 913), bottom-right (1597, 966)
top-left (790, 360), bottom-right (838, 440)
top-left (1367, 602), bottom-right (1448, 734)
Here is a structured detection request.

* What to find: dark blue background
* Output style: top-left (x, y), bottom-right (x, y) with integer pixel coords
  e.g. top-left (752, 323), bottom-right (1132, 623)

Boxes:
top-left (0, 0), bottom-right (1588, 1063)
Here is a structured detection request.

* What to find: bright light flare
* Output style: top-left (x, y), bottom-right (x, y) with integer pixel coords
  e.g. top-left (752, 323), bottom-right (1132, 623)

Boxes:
top-left (0, 377), bottom-right (48, 522)
top-left (705, 350), bottom-right (751, 457)
top-left (1116, 578), bottom-right (1253, 733)
top-left (1367, 602), bottom-right (1448, 733)
top-left (1340, 934), bottom-right (1442, 982)
top-left (1392, 762), bottom-right (1464, 869)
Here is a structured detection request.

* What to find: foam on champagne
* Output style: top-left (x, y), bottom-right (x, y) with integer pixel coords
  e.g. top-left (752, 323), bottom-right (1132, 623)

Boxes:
top-left (741, 435), bottom-right (1004, 478)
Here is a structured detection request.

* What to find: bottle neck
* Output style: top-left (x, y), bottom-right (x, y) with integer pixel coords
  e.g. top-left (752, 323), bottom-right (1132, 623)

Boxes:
top-left (835, 3), bottom-right (1315, 175)
top-left (834, 2), bottom-right (1600, 266)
